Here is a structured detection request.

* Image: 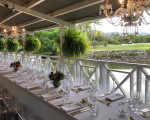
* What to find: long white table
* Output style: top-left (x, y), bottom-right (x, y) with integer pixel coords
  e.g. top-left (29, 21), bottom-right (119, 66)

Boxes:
top-left (0, 71), bottom-right (148, 120)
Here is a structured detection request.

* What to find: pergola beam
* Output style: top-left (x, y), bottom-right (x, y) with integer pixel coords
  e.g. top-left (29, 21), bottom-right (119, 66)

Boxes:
top-left (26, 0), bottom-right (45, 9)
top-left (51, 0), bottom-right (104, 17)
top-left (0, 1), bottom-right (73, 26)
top-left (17, 0), bottom-right (104, 28)
top-left (0, 0), bottom-right (45, 24)
top-left (18, 18), bottom-right (42, 28)
top-left (32, 15), bottom-right (104, 32)
top-left (32, 24), bottom-right (58, 32)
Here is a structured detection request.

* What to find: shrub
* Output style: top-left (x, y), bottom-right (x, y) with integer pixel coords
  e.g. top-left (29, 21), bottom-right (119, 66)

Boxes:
top-left (109, 53), bottom-right (114, 59)
top-left (90, 41), bottom-right (99, 46)
top-left (115, 54), bottom-right (122, 58)
top-left (146, 49), bottom-right (150, 55)
top-left (103, 42), bottom-right (108, 47)
top-left (129, 52), bottom-right (138, 56)
top-left (0, 39), bottom-right (6, 52)
top-left (7, 39), bottom-right (19, 52)
top-left (25, 36), bottom-right (41, 52)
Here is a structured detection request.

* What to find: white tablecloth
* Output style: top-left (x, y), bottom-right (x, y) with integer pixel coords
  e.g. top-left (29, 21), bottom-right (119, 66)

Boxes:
top-left (0, 71), bottom-right (147, 120)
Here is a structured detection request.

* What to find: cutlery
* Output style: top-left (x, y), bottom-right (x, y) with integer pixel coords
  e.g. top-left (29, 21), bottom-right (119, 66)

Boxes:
top-left (58, 101), bottom-right (73, 106)
top-left (119, 100), bottom-right (129, 105)
top-left (128, 116), bottom-right (134, 120)
top-left (81, 98), bottom-right (92, 107)
top-left (70, 107), bottom-right (89, 116)
top-left (46, 95), bottom-right (62, 101)
top-left (97, 99), bottom-right (111, 105)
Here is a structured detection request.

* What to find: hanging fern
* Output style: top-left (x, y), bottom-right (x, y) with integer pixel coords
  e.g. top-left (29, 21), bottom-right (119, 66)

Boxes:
top-left (7, 38), bottom-right (20, 52)
top-left (25, 35), bottom-right (41, 53)
top-left (0, 39), bottom-right (6, 52)
top-left (55, 28), bottom-right (89, 57)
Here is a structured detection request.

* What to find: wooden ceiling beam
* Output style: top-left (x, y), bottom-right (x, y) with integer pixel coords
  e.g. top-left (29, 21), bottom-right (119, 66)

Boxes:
top-left (0, 1), bottom-right (73, 26)
top-left (17, 0), bottom-right (104, 28)
top-left (0, 0), bottom-right (45, 24)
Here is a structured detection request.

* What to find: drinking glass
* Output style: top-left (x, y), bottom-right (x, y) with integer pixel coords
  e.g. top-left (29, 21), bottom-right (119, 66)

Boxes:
top-left (147, 95), bottom-right (150, 120)
top-left (62, 79), bottom-right (70, 102)
top-left (89, 91), bottom-right (99, 117)
top-left (91, 105), bottom-right (99, 117)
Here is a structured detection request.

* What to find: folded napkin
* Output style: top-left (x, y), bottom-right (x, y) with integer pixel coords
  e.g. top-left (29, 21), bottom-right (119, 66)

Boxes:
top-left (5, 74), bottom-right (18, 78)
top-left (105, 93), bottom-right (124, 102)
top-left (26, 83), bottom-right (42, 90)
top-left (72, 85), bottom-right (91, 91)
top-left (60, 103), bottom-right (83, 112)
top-left (142, 111), bottom-right (150, 118)
top-left (40, 91), bottom-right (59, 99)
top-left (31, 88), bottom-right (46, 95)
top-left (15, 80), bottom-right (28, 84)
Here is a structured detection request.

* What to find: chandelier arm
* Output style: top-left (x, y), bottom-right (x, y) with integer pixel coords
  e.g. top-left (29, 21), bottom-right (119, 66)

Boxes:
top-left (145, 9), bottom-right (150, 16)
top-left (107, 16), bottom-right (122, 26)
top-left (104, 8), bottom-right (122, 18)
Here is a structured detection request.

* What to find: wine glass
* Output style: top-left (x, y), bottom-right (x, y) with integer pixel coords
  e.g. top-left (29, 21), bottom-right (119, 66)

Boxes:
top-left (89, 90), bottom-right (99, 117)
top-left (62, 79), bottom-right (70, 102)
top-left (134, 91), bottom-right (143, 115)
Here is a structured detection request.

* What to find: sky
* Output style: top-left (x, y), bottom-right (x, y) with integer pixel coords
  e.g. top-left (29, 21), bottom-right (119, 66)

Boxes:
top-left (92, 12), bottom-right (150, 33)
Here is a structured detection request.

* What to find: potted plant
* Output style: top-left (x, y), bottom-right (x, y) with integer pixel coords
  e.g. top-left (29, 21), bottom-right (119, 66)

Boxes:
top-left (49, 71), bottom-right (65, 88)
top-left (0, 39), bottom-right (6, 52)
top-left (55, 28), bottom-right (89, 57)
top-left (10, 61), bottom-right (21, 72)
top-left (7, 38), bottom-right (20, 52)
top-left (25, 35), bottom-right (41, 53)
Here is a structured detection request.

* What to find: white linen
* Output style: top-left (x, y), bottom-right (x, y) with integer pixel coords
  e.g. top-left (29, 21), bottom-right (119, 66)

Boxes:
top-left (60, 103), bottom-right (83, 112)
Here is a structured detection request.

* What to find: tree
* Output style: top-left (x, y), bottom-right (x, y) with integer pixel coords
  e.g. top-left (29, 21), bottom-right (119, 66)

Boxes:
top-left (94, 30), bottom-right (103, 42)
top-left (91, 20), bottom-right (102, 41)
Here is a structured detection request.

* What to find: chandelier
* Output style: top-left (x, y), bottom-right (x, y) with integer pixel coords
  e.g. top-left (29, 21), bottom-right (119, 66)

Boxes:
top-left (99, 0), bottom-right (150, 36)
top-left (3, 0), bottom-right (26, 40)
top-left (3, 26), bottom-right (26, 40)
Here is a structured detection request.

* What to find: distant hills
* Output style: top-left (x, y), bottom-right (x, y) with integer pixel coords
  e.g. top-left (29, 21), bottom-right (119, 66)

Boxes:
top-left (103, 32), bottom-right (150, 36)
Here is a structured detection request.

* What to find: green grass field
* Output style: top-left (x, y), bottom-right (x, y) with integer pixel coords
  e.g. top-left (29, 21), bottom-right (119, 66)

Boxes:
top-left (91, 43), bottom-right (150, 51)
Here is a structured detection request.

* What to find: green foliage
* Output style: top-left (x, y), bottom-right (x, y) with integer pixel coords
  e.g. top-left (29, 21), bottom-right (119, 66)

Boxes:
top-left (0, 39), bottom-right (6, 52)
top-left (128, 52), bottom-right (138, 56)
top-left (25, 36), bottom-right (41, 53)
top-left (103, 42), bottom-right (108, 47)
top-left (7, 39), bottom-right (19, 52)
top-left (146, 49), bottom-right (150, 55)
top-left (35, 28), bottom-right (59, 55)
top-left (115, 53), bottom-right (122, 58)
top-left (56, 28), bottom-right (89, 57)
top-left (90, 41), bottom-right (99, 46)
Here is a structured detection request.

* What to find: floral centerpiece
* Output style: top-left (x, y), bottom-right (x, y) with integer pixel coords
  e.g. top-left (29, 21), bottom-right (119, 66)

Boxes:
top-left (10, 61), bottom-right (21, 72)
top-left (49, 71), bottom-right (65, 88)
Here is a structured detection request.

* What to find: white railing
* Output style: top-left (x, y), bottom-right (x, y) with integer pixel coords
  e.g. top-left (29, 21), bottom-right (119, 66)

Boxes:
top-left (1, 52), bottom-right (150, 102)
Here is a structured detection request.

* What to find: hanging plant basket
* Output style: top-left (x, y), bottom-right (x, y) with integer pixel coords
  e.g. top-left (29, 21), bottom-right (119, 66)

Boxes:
top-left (0, 39), bottom-right (6, 52)
top-left (7, 38), bottom-right (20, 52)
top-left (25, 35), bottom-right (41, 53)
top-left (55, 28), bottom-right (89, 58)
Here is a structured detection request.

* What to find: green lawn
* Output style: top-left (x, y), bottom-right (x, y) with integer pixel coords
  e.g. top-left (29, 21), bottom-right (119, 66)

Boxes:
top-left (91, 43), bottom-right (150, 51)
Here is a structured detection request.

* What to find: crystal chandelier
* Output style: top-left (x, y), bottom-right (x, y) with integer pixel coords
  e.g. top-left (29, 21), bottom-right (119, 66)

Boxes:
top-left (3, 0), bottom-right (26, 40)
top-left (3, 27), bottom-right (26, 40)
top-left (99, 0), bottom-right (150, 36)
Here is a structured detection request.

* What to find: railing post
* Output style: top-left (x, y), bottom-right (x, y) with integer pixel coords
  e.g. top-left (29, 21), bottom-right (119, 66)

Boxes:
top-left (76, 60), bottom-right (81, 83)
top-left (145, 75), bottom-right (150, 103)
top-left (137, 67), bottom-right (142, 92)
top-left (99, 62), bottom-right (107, 91)
top-left (130, 74), bottom-right (134, 98)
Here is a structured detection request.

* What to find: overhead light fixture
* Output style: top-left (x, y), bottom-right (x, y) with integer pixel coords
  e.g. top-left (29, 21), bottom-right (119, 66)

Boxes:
top-left (2, 1), bottom-right (26, 40)
top-left (99, 0), bottom-right (150, 36)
